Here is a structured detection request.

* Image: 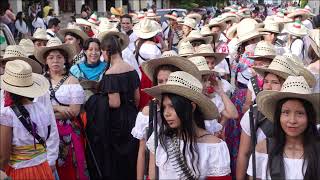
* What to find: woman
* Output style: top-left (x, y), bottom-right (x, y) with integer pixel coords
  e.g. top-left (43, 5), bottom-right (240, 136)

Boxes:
top-left (32, 11), bottom-right (46, 30)
top-left (144, 71), bottom-right (231, 179)
top-left (131, 50), bottom-right (201, 179)
top-left (70, 38), bottom-right (106, 81)
top-left (85, 35), bottom-right (140, 179)
top-left (0, 60), bottom-right (59, 180)
top-left (181, 17), bottom-right (196, 39)
top-left (247, 76), bottom-right (320, 179)
top-left (133, 18), bottom-right (162, 109)
top-left (15, 11), bottom-right (29, 40)
top-left (31, 28), bottom-right (49, 48)
top-left (34, 37), bottom-right (88, 180)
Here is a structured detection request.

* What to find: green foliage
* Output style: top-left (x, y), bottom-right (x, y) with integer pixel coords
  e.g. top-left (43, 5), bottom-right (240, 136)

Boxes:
top-left (300, 0), bottom-right (308, 8)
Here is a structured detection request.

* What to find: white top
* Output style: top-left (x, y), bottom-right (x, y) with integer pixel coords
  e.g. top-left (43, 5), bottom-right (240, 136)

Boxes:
top-left (221, 79), bottom-right (235, 95)
top-left (204, 94), bottom-right (225, 134)
top-left (247, 80), bottom-right (256, 101)
top-left (247, 152), bottom-right (306, 179)
top-left (240, 107), bottom-right (266, 142)
top-left (289, 38), bottom-right (305, 61)
top-left (32, 17), bottom-right (47, 29)
top-left (147, 134), bottom-right (231, 179)
top-left (0, 92), bottom-right (59, 169)
top-left (215, 59), bottom-right (230, 76)
top-left (122, 43), bottom-right (141, 79)
top-left (46, 29), bottom-right (56, 40)
top-left (131, 112), bottom-right (149, 140)
top-left (137, 43), bottom-right (161, 65)
top-left (50, 84), bottom-right (85, 105)
top-left (15, 20), bottom-right (29, 34)
top-left (308, 67), bottom-right (320, 93)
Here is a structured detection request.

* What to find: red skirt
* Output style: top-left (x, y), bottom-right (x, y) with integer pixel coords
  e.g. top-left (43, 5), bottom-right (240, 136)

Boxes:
top-left (5, 161), bottom-right (54, 180)
top-left (138, 66), bottom-right (153, 110)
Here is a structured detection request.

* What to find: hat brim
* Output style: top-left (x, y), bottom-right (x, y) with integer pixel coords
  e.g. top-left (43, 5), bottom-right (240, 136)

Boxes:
top-left (184, 36), bottom-right (213, 45)
top-left (3, 56), bottom-right (43, 74)
top-left (110, 7), bottom-right (124, 16)
top-left (236, 31), bottom-right (268, 46)
top-left (187, 14), bottom-right (202, 23)
top-left (188, 53), bottom-right (227, 65)
top-left (291, 63), bottom-right (316, 88)
top-left (285, 24), bottom-right (308, 37)
top-left (30, 36), bottom-right (48, 41)
top-left (208, 23), bottom-right (227, 32)
top-left (145, 16), bottom-right (161, 20)
top-left (0, 73), bottom-right (49, 98)
top-left (309, 37), bottom-right (320, 58)
top-left (248, 54), bottom-right (276, 60)
top-left (76, 18), bottom-right (98, 28)
top-left (164, 14), bottom-right (178, 20)
top-left (253, 66), bottom-right (292, 80)
top-left (143, 84), bottom-right (219, 119)
top-left (59, 28), bottom-right (89, 42)
top-left (257, 90), bottom-right (320, 123)
top-left (98, 31), bottom-right (130, 50)
top-left (287, 11), bottom-right (310, 21)
top-left (141, 56), bottom-right (201, 81)
top-left (34, 44), bottom-right (77, 65)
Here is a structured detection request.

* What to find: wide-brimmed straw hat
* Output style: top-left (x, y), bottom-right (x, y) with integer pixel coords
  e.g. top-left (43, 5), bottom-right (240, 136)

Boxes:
top-left (226, 23), bottom-right (238, 39)
top-left (110, 7), bottom-right (124, 16)
top-left (19, 39), bottom-right (35, 56)
top-left (236, 18), bottom-right (267, 46)
top-left (133, 19), bottom-right (161, 39)
top-left (302, 5), bottom-right (315, 17)
top-left (141, 50), bottom-right (201, 81)
top-left (200, 25), bottom-right (219, 42)
top-left (182, 30), bottom-right (213, 44)
top-left (189, 44), bottom-right (227, 64)
top-left (258, 19), bottom-right (284, 34)
top-left (247, 41), bottom-right (276, 60)
top-left (187, 13), bottom-right (202, 23)
top-left (76, 18), bottom-right (97, 28)
top-left (145, 9), bottom-right (161, 20)
top-left (143, 71), bottom-right (219, 119)
top-left (87, 12), bottom-right (100, 25)
top-left (59, 24), bottom-right (89, 42)
top-left (178, 41), bottom-right (195, 57)
top-left (308, 29), bottom-right (320, 58)
top-left (164, 11), bottom-right (178, 21)
top-left (0, 60), bottom-right (49, 98)
top-left (253, 55), bottom-right (299, 80)
top-left (256, 76), bottom-right (320, 123)
top-left (273, 12), bottom-right (293, 23)
top-left (284, 20), bottom-right (308, 37)
top-left (220, 12), bottom-right (239, 23)
top-left (31, 28), bottom-right (48, 41)
top-left (1, 45), bottom-right (43, 74)
top-left (208, 17), bottom-right (227, 31)
top-left (181, 17), bottom-right (196, 29)
top-left (188, 56), bottom-right (212, 76)
top-left (34, 37), bottom-right (76, 64)
top-left (287, 9), bottom-right (310, 21)
top-left (96, 19), bottom-right (129, 50)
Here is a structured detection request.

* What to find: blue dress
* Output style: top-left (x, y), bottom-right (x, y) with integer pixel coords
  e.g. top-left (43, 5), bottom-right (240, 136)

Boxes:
top-left (70, 60), bottom-right (107, 81)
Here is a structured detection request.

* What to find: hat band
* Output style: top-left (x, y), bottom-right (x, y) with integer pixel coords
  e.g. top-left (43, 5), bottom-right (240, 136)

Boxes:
top-left (3, 79), bottom-right (34, 88)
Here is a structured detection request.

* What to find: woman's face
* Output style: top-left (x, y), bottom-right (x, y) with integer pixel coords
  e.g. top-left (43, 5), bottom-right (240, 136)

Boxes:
top-left (46, 50), bottom-right (66, 72)
top-left (162, 95), bottom-right (181, 129)
top-left (280, 99), bottom-right (308, 138)
top-left (205, 56), bottom-right (216, 70)
top-left (263, 33), bottom-right (276, 44)
top-left (85, 42), bottom-right (100, 64)
top-left (64, 35), bottom-right (80, 47)
top-left (182, 25), bottom-right (192, 36)
top-left (263, 73), bottom-right (282, 91)
top-left (34, 40), bottom-right (47, 48)
top-left (157, 69), bottom-right (171, 85)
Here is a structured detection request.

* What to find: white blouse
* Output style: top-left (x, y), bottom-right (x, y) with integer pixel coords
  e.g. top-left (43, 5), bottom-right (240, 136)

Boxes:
top-left (50, 84), bottom-right (85, 105)
top-left (137, 43), bottom-right (161, 65)
top-left (0, 92), bottom-right (59, 169)
top-left (240, 107), bottom-right (266, 142)
top-left (247, 152), bottom-right (306, 179)
top-left (131, 112), bottom-right (149, 140)
top-left (147, 134), bottom-right (231, 179)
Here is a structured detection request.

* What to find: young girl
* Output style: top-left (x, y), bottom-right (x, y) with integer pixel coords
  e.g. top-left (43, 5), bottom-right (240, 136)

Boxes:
top-left (144, 71), bottom-right (231, 179)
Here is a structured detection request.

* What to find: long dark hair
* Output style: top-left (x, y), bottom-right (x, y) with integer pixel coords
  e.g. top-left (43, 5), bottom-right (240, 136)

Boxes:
top-left (44, 49), bottom-right (71, 77)
top-left (16, 11), bottom-right (24, 26)
top-left (8, 92), bottom-right (34, 118)
top-left (134, 37), bottom-right (154, 66)
top-left (152, 65), bottom-right (180, 86)
top-left (159, 93), bottom-right (205, 177)
top-left (101, 35), bottom-right (122, 61)
top-left (65, 31), bottom-right (83, 48)
top-left (268, 98), bottom-right (320, 180)
top-left (83, 38), bottom-right (101, 62)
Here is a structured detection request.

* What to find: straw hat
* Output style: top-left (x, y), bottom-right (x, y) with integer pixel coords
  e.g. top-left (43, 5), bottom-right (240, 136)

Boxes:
top-left (34, 37), bottom-right (77, 64)
top-left (258, 19), bottom-right (284, 34)
top-left (208, 17), bottom-right (227, 31)
top-left (188, 56), bottom-right (212, 76)
top-left (177, 17), bottom-right (184, 24)
top-left (88, 12), bottom-right (100, 25)
top-left (283, 52), bottom-right (316, 88)
top-left (247, 41), bottom-right (276, 60)
top-left (178, 41), bottom-right (195, 57)
top-left (145, 10), bottom-right (161, 20)
top-left (287, 9), bottom-right (310, 21)
top-left (181, 17), bottom-right (196, 29)
top-left (0, 60), bottom-right (49, 98)
top-left (253, 55), bottom-right (299, 80)
top-left (273, 12), bottom-right (293, 23)
top-left (110, 7), bottom-right (124, 16)
top-left (189, 44), bottom-right (227, 64)
top-left (256, 76), bottom-right (320, 123)
top-left (200, 25), bottom-right (219, 42)
top-left (308, 29), bottom-right (320, 58)
top-left (143, 71), bottom-right (219, 119)
top-left (302, 5), bottom-right (315, 16)
top-left (59, 24), bottom-right (89, 42)
top-left (31, 28), bottom-right (48, 41)
top-left (1, 45), bottom-right (43, 74)
top-left (284, 21), bottom-right (308, 37)
top-left (236, 18), bottom-right (267, 46)
top-left (96, 19), bottom-right (129, 50)
top-left (19, 39), bottom-right (35, 56)
top-left (220, 12), bottom-right (239, 23)
top-left (187, 13), bottom-right (202, 23)
top-left (226, 23), bottom-right (238, 39)
top-left (164, 11), bottom-right (178, 21)
top-left (76, 18), bottom-right (97, 28)
top-left (141, 50), bottom-right (201, 81)
top-left (133, 19), bottom-right (161, 39)
top-left (182, 30), bottom-right (213, 44)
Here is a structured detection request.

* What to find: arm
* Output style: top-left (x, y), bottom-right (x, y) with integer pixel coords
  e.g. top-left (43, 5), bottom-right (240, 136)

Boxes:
top-left (0, 125), bottom-right (12, 169)
top-left (215, 80), bottom-right (238, 119)
top-left (108, 93), bottom-right (121, 108)
top-left (236, 130), bottom-right (252, 180)
top-left (137, 139), bottom-right (146, 180)
top-left (134, 88), bottom-right (140, 108)
top-left (243, 89), bottom-right (253, 114)
top-left (148, 152), bottom-right (155, 180)
top-left (53, 104), bottom-right (81, 120)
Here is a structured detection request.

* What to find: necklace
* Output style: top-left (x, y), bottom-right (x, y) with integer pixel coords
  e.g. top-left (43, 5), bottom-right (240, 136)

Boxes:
top-left (283, 150), bottom-right (304, 159)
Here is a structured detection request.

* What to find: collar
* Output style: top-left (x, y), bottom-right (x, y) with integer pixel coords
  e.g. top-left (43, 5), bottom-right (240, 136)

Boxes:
top-left (84, 59), bottom-right (101, 68)
top-left (46, 29), bottom-right (56, 35)
top-left (126, 30), bottom-right (133, 36)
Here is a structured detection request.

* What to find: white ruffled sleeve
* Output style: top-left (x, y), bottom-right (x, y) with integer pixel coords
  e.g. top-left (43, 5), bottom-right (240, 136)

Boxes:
top-left (131, 112), bottom-right (149, 140)
top-left (205, 141), bottom-right (231, 176)
top-left (146, 132), bottom-right (155, 154)
top-left (0, 107), bottom-right (13, 127)
top-left (68, 84), bottom-right (85, 104)
top-left (247, 152), bottom-right (269, 179)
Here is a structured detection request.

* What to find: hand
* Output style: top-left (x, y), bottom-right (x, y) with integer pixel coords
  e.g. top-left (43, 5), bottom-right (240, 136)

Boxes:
top-left (213, 79), bottom-right (224, 95)
top-left (0, 170), bottom-right (8, 180)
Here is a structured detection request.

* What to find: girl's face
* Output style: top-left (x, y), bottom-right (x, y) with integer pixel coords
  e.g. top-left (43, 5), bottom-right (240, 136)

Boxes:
top-left (182, 25), bottom-right (192, 36)
top-left (157, 70), bottom-right (171, 85)
top-left (34, 40), bottom-right (47, 48)
top-left (280, 99), bottom-right (308, 138)
top-left (85, 42), bottom-right (100, 64)
top-left (205, 56), bottom-right (216, 70)
top-left (64, 35), bottom-right (80, 46)
top-left (162, 96), bottom-right (181, 129)
top-left (46, 50), bottom-right (66, 72)
top-left (263, 73), bottom-right (282, 91)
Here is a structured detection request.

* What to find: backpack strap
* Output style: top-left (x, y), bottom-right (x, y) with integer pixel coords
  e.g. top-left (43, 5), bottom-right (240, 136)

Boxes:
top-left (267, 138), bottom-right (285, 179)
top-left (252, 106), bottom-right (273, 138)
top-left (48, 75), bottom-right (69, 106)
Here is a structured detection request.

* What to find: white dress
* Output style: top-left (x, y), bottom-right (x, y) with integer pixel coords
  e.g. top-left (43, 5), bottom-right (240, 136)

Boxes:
top-left (247, 152), bottom-right (306, 179)
top-left (50, 84), bottom-right (85, 106)
top-left (146, 134), bottom-right (231, 179)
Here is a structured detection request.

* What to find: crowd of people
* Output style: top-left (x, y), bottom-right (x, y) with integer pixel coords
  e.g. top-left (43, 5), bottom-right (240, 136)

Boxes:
top-left (0, 1), bottom-right (320, 180)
